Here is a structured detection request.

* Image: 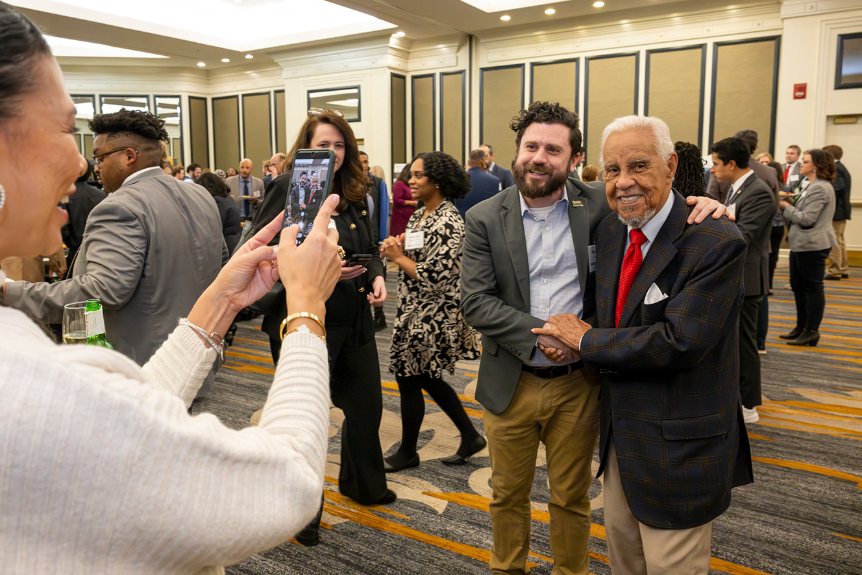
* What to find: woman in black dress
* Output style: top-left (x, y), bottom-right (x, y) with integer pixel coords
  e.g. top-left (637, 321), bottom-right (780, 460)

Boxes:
top-left (380, 152), bottom-right (485, 472)
top-left (247, 111), bottom-right (393, 546)
top-left (197, 172), bottom-right (241, 253)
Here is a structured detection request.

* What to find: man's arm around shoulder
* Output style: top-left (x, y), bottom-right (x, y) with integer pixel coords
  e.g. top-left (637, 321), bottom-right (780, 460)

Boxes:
top-left (4, 199), bottom-right (148, 323)
top-left (460, 206), bottom-right (544, 363)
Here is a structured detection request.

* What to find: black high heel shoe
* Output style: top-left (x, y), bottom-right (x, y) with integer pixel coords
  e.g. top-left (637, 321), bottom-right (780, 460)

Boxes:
top-left (295, 499), bottom-right (324, 546)
top-left (787, 329), bottom-right (820, 347)
top-left (441, 435), bottom-right (487, 466)
top-left (779, 326), bottom-right (803, 340)
top-left (384, 452), bottom-right (420, 473)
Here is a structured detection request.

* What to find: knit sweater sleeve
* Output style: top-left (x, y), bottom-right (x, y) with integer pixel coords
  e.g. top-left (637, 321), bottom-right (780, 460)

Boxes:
top-left (141, 324), bottom-right (218, 408)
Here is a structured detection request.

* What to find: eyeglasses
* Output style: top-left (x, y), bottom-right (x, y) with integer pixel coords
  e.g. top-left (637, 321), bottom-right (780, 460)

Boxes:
top-left (92, 147), bottom-right (138, 166)
top-left (308, 108), bottom-right (344, 118)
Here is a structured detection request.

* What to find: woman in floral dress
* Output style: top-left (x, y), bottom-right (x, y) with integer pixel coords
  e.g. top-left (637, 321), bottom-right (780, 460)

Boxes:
top-left (380, 151), bottom-right (486, 472)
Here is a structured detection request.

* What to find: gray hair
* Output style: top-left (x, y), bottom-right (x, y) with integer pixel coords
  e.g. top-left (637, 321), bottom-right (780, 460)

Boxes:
top-left (598, 115), bottom-right (674, 167)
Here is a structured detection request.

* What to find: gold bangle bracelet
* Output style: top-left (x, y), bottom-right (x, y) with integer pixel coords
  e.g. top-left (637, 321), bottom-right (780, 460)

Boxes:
top-left (280, 312), bottom-right (326, 340)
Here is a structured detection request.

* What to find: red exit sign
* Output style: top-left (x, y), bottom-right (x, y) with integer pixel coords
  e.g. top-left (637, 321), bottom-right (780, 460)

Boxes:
top-left (794, 83), bottom-right (807, 99)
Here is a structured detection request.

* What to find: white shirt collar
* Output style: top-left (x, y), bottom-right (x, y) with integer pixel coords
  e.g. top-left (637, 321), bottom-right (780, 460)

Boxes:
top-left (122, 166), bottom-right (163, 188)
top-left (518, 189), bottom-right (567, 216)
top-left (731, 169), bottom-right (755, 195)
top-left (629, 190), bottom-right (675, 245)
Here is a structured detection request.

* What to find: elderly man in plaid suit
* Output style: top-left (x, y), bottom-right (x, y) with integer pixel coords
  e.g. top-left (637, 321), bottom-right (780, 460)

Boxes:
top-left (535, 115), bottom-right (753, 574)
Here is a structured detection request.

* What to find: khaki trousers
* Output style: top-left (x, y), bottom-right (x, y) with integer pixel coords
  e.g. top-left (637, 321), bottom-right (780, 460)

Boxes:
top-left (603, 443), bottom-right (713, 575)
top-left (484, 368), bottom-right (600, 575)
top-left (827, 220), bottom-right (848, 277)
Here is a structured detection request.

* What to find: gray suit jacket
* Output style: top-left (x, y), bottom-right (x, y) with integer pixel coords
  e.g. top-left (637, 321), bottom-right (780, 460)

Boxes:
top-left (461, 178), bottom-right (612, 415)
top-left (783, 178), bottom-right (838, 252)
top-left (726, 173), bottom-right (776, 297)
top-left (707, 156), bottom-right (779, 208)
top-left (226, 175), bottom-right (265, 217)
top-left (489, 163), bottom-right (515, 190)
top-left (6, 168), bottom-right (228, 373)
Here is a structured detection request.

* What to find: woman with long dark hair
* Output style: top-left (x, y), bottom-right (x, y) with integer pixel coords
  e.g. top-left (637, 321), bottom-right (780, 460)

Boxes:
top-left (381, 152), bottom-right (486, 472)
top-left (390, 163), bottom-right (418, 237)
top-left (247, 110), bottom-right (395, 545)
top-left (672, 141), bottom-right (706, 197)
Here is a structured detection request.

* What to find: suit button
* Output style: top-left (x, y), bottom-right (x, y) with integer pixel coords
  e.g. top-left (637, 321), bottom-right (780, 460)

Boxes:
top-left (361, 210), bottom-right (367, 216)
top-left (359, 287), bottom-right (365, 293)
top-left (350, 224), bottom-right (357, 229)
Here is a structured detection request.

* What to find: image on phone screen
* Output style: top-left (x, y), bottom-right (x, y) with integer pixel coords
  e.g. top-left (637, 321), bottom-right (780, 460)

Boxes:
top-left (283, 149), bottom-right (335, 245)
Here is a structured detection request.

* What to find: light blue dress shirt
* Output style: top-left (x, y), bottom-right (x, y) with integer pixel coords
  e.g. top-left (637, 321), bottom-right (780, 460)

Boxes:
top-left (519, 192), bottom-right (582, 366)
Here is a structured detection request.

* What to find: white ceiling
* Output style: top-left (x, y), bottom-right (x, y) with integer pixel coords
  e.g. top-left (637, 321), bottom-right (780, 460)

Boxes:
top-left (45, 35), bottom-right (168, 58)
top-left (13, 0), bottom-right (778, 69)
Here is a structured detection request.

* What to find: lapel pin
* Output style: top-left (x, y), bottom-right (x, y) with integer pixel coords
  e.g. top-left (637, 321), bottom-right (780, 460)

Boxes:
top-left (571, 200), bottom-right (583, 208)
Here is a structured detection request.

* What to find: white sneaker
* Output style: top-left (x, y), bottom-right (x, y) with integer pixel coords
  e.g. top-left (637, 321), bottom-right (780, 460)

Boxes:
top-left (758, 349), bottom-right (767, 355)
top-left (742, 406), bottom-right (760, 424)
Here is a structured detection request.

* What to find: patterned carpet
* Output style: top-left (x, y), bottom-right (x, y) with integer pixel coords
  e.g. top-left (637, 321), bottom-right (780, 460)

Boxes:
top-left (192, 263), bottom-right (862, 575)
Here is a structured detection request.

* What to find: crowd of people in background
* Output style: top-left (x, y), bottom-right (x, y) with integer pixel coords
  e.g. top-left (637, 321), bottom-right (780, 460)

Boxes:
top-left (0, 3), bottom-right (855, 573)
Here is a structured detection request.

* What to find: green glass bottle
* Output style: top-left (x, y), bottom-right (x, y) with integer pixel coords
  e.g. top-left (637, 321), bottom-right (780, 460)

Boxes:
top-left (84, 299), bottom-right (113, 349)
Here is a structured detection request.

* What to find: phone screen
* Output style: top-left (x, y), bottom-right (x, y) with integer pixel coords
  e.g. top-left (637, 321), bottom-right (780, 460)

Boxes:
top-left (283, 149), bottom-right (336, 245)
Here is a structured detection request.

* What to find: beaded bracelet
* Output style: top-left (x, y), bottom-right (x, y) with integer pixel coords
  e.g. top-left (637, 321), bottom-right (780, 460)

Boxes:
top-left (280, 312), bottom-right (326, 341)
top-left (179, 318), bottom-right (225, 360)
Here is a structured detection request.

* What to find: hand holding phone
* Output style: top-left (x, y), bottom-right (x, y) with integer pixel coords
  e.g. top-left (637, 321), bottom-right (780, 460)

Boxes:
top-left (345, 254), bottom-right (373, 267)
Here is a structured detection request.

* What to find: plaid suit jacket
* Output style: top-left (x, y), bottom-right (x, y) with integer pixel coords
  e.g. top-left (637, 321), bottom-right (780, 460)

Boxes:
top-left (580, 191), bottom-right (754, 530)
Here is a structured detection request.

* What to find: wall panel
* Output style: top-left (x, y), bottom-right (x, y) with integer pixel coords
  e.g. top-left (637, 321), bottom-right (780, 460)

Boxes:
top-left (646, 46), bottom-right (705, 147)
top-left (480, 65), bottom-right (524, 174)
top-left (213, 96), bottom-right (240, 172)
top-left (585, 54), bottom-right (639, 165)
top-left (188, 96), bottom-right (209, 169)
top-left (391, 74), bottom-right (407, 171)
top-left (531, 59), bottom-right (578, 114)
top-left (275, 90), bottom-right (287, 154)
top-left (711, 37), bottom-right (780, 155)
top-left (242, 92), bottom-right (272, 168)
top-left (441, 71), bottom-right (466, 165)
top-left (412, 74), bottom-right (436, 155)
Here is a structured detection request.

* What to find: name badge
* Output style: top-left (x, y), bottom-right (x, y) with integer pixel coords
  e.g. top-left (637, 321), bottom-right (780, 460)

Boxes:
top-left (726, 204), bottom-right (736, 219)
top-left (588, 244), bottom-right (596, 273)
top-left (253, 190), bottom-right (261, 198)
top-left (789, 174), bottom-right (799, 183)
top-left (405, 230), bottom-right (425, 251)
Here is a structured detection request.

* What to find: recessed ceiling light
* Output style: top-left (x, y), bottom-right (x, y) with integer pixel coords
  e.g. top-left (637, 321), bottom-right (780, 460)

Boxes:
top-left (197, 62), bottom-right (205, 66)
top-left (245, 54), bottom-right (253, 59)
top-left (221, 58), bottom-right (230, 62)
top-left (545, 8), bottom-right (555, 14)
top-left (593, 1), bottom-right (604, 7)
top-left (500, 15), bottom-right (511, 21)
top-left (392, 31), bottom-right (405, 38)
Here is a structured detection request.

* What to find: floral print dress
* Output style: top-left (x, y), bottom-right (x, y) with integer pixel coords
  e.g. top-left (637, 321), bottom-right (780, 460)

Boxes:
top-left (389, 200), bottom-right (480, 378)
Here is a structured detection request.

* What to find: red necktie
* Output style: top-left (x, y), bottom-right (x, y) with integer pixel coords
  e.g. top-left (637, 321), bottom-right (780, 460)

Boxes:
top-left (784, 166), bottom-right (790, 182)
top-left (615, 229), bottom-right (648, 328)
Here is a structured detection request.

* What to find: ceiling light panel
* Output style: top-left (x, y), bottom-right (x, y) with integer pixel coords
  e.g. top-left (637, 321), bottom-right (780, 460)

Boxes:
top-left (26, 0), bottom-right (396, 52)
top-left (458, 0), bottom-right (566, 13)
top-left (45, 35), bottom-right (168, 58)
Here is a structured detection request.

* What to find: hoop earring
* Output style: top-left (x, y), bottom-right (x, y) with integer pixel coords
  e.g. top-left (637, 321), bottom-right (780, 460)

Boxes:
top-left (0, 183), bottom-right (5, 211)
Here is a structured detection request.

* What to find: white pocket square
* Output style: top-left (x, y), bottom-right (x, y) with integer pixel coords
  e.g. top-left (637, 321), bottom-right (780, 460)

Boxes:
top-left (644, 283), bottom-right (669, 305)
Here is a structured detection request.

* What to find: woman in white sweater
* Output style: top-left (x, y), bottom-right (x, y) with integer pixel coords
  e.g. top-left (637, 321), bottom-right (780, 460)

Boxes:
top-left (0, 4), bottom-right (343, 572)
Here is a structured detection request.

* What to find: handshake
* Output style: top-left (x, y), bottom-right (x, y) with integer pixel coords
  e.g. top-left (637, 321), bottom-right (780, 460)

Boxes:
top-left (531, 314), bottom-right (593, 364)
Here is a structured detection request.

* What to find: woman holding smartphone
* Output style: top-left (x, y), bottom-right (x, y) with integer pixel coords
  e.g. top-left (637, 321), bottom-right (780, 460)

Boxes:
top-left (380, 152), bottom-right (486, 472)
top-left (247, 110), bottom-right (394, 546)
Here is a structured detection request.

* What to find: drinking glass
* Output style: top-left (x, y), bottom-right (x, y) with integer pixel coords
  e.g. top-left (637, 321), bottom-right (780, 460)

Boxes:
top-left (62, 301), bottom-right (88, 344)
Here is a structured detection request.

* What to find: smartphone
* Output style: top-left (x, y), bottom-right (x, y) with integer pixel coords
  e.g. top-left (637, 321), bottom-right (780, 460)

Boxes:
top-left (345, 254), bottom-right (373, 267)
top-left (282, 149), bottom-right (337, 245)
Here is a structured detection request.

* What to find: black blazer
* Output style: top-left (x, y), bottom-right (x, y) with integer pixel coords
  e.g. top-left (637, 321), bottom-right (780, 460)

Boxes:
top-left (489, 163), bottom-right (515, 190)
top-left (726, 173), bottom-right (776, 297)
top-left (581, 192), bottom-right (753, 529)
top-left (259, 198), bottom-right (384, 346)
top-left (213, 194), bottom-right (241, 254)
top-left (62, 181), bottom-right (107, 260)
top-left (461, 177), bottom-right (612, 415)
top-left (455, 167), bottom-right (501, 219)
top-left (833, 161), bottom-right (852, 221)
